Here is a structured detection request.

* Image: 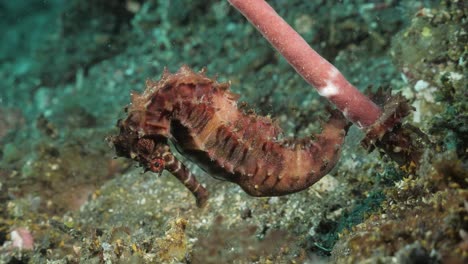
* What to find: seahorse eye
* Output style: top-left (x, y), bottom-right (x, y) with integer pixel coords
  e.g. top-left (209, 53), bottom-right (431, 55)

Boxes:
top-left (149, 158), bottom-right (165, 173)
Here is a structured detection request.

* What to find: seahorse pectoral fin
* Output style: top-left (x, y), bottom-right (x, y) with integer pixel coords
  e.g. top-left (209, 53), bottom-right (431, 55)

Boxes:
top-left (163, 152), bottom-right (209, 208)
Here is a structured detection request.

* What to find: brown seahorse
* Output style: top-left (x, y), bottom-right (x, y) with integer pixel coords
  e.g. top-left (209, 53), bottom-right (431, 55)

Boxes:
top-left (110, 66), bottom-right (350, 207)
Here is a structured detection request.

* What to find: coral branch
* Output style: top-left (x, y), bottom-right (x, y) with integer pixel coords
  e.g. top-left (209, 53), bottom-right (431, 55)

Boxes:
top-left (227, 0), bottom-right (382, 128)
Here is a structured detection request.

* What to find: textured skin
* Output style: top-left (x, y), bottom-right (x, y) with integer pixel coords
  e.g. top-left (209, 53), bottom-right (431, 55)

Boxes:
top-left (110, 66), bottom-right (350, 207)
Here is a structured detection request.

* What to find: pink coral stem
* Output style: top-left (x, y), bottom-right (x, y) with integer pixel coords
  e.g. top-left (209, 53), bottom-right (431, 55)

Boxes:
top-left (228, 0), bottom-right (382, 128)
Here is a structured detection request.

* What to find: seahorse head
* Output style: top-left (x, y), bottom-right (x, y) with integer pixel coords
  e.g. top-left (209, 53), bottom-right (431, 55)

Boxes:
top-left (109, 117), bottom-right (169, 173)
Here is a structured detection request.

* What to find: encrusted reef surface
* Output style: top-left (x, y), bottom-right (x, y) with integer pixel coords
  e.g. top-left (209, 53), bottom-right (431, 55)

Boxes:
top-left (0, 0), bottom-right (466, 263)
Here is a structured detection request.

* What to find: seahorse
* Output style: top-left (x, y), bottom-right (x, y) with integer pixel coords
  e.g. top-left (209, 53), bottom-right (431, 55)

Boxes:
top-left (110, 66), bottom-right (350, 207)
